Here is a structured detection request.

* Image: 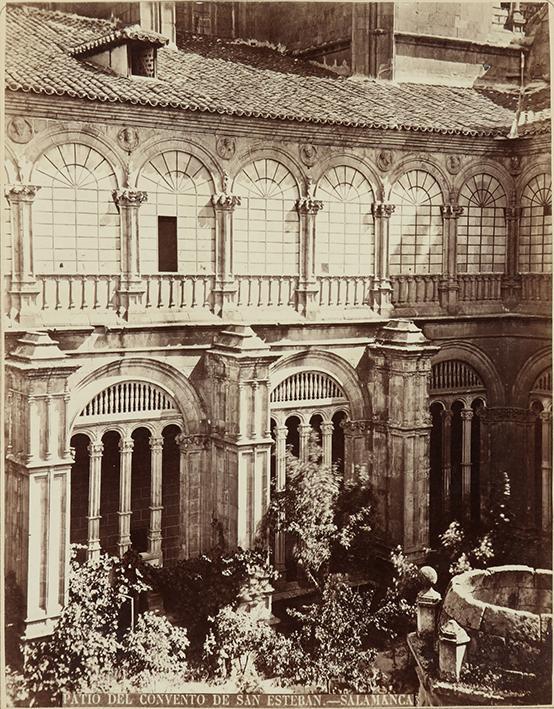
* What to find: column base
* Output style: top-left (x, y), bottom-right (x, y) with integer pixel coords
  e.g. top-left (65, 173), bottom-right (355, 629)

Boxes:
top-left (296, 282), bottom-right (320, 319)
top-left (117, 277), bottom-right (145, 320)
top-left (213, 282), bottom-right (240, 319)
top-left (501, 275), bottom-right (522, 309)
top-left (8, 280), bottom-right (42, 325)
top-left (439, 279), bottom-right (460, 314)
top-left (371, 279), bottom-right (393, 316)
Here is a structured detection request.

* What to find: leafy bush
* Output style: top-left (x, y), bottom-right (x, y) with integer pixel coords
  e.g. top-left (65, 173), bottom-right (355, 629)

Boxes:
top-left (261, 575), bottom-right (384, 692)
top-left (203, 606), bottom-right (273, 689)
top-left (332, 465), bottom-right (375, 571)
top-left (23, 548), bottom-right (192, 703)
top-left (141, 547), bottom-right (276, 646)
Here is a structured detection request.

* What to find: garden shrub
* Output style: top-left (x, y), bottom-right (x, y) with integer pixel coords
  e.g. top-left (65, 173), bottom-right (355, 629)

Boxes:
top-left (260, 574), bottom-right (384, 692)
top-left (140, 547), bottom-right (276, 647)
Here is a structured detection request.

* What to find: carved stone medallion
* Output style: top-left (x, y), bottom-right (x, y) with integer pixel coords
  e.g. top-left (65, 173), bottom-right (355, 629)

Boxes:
top-left (216, 136), bottom-right (236, 160)
top-left (508, 155), bottom-right (522, 175)
top-left (376, 149), bottom-right (393, 171)
top-left (7, 117), bottom-right (33, 144)
top-left (117, 127), bottom-right (139, 152)
top-left (446, 155), bottom-right (462, 175)
top-left (299, 143), bottom-right (318, 167)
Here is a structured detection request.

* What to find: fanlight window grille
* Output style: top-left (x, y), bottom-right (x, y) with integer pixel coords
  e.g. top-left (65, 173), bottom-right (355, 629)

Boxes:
top-left (389, 170), bottom-right (443, 275)
top-left (138, 150), bottom-right (216, 274)
top-left (316, 165), bottom-right (375, 275)
top-left (234, 159), bottom-right (300, 275)
top-left (271, 372), bottom-right (345, 404)
top-left (431, 361), bottom-right (484, 392)
top-left (519, 173), bottom-right (552, 273)
top-left (80, 382), bottom-right (176, 418)
top-left (457, 174), bottom-right (507, 273)
top-left (532, 367), bottom-right (552, 394)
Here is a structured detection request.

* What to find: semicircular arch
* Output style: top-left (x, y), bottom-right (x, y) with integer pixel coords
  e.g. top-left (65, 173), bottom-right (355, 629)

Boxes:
top-left (269, 350), bottom-right (367, 419)
top-left (132, 137), bottom-right (223, 189)
top-left (385, 156), bottom-right (451, 202)
top-left (27, 128), bottom-right (126, 187)
top-left (512, 347), bottom-right (552, 407)
top-left (313, 154), bottom-right (384, 200)
top-left (232, 147), bottom-right (305, 193)
top-left (452, 160), bottom-right (514, 202)
top-left (431, 343), bottom-right (504, 405)
top-left (67, 357), bottom-right (206, 441)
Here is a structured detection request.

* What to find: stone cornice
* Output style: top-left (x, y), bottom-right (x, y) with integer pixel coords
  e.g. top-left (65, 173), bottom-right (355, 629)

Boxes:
top-left (7, 93), bottom-right (537, 156)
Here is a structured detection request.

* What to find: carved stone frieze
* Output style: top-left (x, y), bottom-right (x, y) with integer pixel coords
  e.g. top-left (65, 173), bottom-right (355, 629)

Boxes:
top-left (216, 136), bottom-right (236, 160)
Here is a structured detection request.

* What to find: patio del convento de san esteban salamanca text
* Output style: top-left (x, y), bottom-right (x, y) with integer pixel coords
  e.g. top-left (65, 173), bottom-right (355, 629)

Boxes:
top-left (2, 0), bottom-right (551, 643)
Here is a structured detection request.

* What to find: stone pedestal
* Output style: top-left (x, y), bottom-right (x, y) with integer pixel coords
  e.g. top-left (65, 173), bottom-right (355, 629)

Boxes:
top-left (439, 619), bottom-right (470, 681)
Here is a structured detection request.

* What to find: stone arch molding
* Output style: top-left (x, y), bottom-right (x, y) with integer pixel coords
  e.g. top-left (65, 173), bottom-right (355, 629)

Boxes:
top-left (385, 156), bottom-right (452, 203)
top-left (26, 128), bottom-right (127, 187)
top-left (512, 347), bottom-right (552, 408)
top-left (131, 136), bottom-right (223, 190)
top-left (67, 357), bottom-right (207, 443)
top-left (269, 349), bottom-right (367, 420)
top-left (312, 154), bottom-right (385, 201)
top-left (431, 342), bottom-right (504, 405)
top-left (516, 161), bottom-right (552, 202)
top-left (452, 160), bottom-right (515, 203)
top-left (232, 146), bottom-right (306, 194)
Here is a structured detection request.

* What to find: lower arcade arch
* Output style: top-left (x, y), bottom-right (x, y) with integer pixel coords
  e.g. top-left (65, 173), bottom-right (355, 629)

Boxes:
top-left (69, 380), bottom-right (187, 565)
top-left (429, 358), bottom-right (488, 543)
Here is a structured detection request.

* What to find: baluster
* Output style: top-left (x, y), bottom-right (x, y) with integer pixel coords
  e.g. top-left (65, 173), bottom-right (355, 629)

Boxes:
top-left (258, 276), bottom-right (264, 307)
top-left (286, 377), bottom-right (291, 400)
top-left (54, 276), bottom-right (61, 310)
top-left (267, 277), bottom-right (273, 307)
top-left (168, 276), bottom-right (175, 308)
top-left (92, 275), bottom-right (100, 309)
top-left (246, 277), bottom-right (252, 307)
top-left (41, 278), bottom-right (48, 310)
top-left (67, 277), bottom-right (75, 310)
top-left (277, 277), bottom-right (283, 307)
top-left (143, 276), bottom-right (150, 309)
top-left (107, 386), bottom-right (113, 414)
top-left (178, 277), bottom-right (185, 308)
top-left (190, 277), bottom-right (197, 308)
top-left (155, 277), bottom-right (162, 309)
top-left (80, 274), bottom-right (87, 310)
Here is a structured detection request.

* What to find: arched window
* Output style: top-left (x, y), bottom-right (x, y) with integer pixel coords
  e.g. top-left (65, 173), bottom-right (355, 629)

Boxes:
top-left (315, 165), bottom-right (374, 275)
top-left (33, 144), bottom-right (120, 273)
top-left (457, 174), bottom-right (507, 273)
top-left (234, 159), bottom-right (300, 274)
top-left (389, 170), bottom-right (443, 275)
top-left (138, 151), bottom-right (215, 273)
top-left (519, 173), bottom-right (552, 273)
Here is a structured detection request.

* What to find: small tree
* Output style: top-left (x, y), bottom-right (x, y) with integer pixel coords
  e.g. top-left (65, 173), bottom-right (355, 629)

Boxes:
top-left (263, 433), bottom-right (340, 588)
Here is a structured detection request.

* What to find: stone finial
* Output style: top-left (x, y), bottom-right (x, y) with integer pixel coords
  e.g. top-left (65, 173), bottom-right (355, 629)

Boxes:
top-left (439, 619), bottom-right (470, 681)
top-left (417, 565), bottom-right (441, 637)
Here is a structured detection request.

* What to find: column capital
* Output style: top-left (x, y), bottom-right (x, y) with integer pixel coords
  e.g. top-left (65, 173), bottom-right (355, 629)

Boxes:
top-left (321, 421), bottom-right (335, 434)
top-left (342, 419), bottom-right (371, 435)
top-left (371, 201), bottom-right (395, 218)
top-left (118, 437), bottom-right (134, 454)
top-left (298, 423), bottom-right (312, 434)
top-left (441, 408), bottom-right (453, 423)
top-left (440, 204), bottom-right (464, 219)
top-left (460, 408), bottom-right (474, 421)
top-left (504, 205), bottom-right (522, 221)
top-left (87, 441), bottom-right (104, 458)
top-left (539, 410), bottom-right (552, 423)
top-left (149, 435), bottom-right (164, 451)
top-left (112, 188), bottom-right (148, 208)
top-left (211, 191), bottom-right (241, 211)
top-left (176, 432), bottom-right (209, 452)
top-left (5, 184), bottom-right (41, 202)
top-left (296, 196), bottom-right (324, 214)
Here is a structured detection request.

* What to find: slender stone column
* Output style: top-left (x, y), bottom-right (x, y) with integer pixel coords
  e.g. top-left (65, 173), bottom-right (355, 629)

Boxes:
top-left (460, 408), bottom-right (474, 518)
top-left (212, 176), bottom-right (241, 317)
top-left (371, 201), bottom-right (395, 315)
top-left (298, 423), bottom-right (312, 461)
top-left (112, 188), bottom-right (148, 318)
top-left (117, 436), bottom-right (134, 556)
top-left (321, 421), bottom-right (334, 466)
top-left (441, 409), bottom-right (452, 520)
top-left (87, 441), bottom-right (104, 558)
top-left (503, 202), bottom-right (522, 307)
top-left (540, 411), bottom-right (552, 532)
top-left (148, 435), bottom-right (164, 560)
top-left (5, 184), bottom-right (41, 323)
top-left (439, 204), bottom-right (463, 314)
top-left (274, 425), bottom-right (288, 573)
top-left (296, 185), bottom-right (324, 319)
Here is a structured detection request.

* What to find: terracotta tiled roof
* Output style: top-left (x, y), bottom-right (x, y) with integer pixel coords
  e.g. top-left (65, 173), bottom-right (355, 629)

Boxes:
top-left (3, 5), bottom-right (539, 138)
top-left (70, 25), bottom-right (169, 56)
